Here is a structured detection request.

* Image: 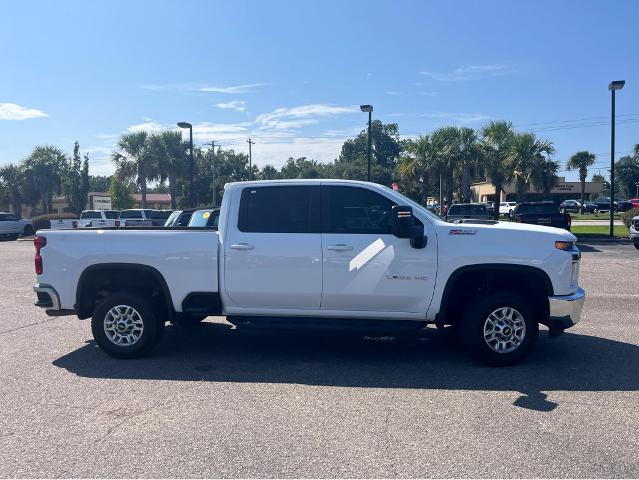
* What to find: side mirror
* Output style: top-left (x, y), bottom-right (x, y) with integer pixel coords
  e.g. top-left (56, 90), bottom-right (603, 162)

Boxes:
top-left (392, 205), bottom-right (427, 249)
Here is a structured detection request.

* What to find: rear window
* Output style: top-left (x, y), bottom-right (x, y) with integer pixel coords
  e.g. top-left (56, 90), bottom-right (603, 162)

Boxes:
top-left (120, 210), bottom-right (143, 219)
top-left (239, 186), bottom-right (319, 233)
top-left (104, 211), bottom-right (119, 219)
top-left (80, 211), bottom-right (101, 219)
top-left (448, 205), bottom-right (487, 216)
top-left (517, 204), bottom-right (559, 215)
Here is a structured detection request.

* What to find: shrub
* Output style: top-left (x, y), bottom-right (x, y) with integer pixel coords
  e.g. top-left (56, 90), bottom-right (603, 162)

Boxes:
top-left (31, 213), bottom-right (77, 231)
top-left (621, 208), bottom-right (639, 228)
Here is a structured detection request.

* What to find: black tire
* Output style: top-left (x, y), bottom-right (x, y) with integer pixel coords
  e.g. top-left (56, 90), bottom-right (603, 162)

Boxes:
top-left (22, 225), bottom-right (34, 236)
top-left (174, 314), bottom-right (207, 326)
top-left (460, 292), bottom-right (538, 366)
top-left (91, 292), bottom-right (164, 358)
top-left (634, 242), bottom-right (639, 251)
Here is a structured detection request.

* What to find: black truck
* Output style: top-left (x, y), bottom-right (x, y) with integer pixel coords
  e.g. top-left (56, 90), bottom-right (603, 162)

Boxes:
top-left (512, 201), bottom-right (571, 231)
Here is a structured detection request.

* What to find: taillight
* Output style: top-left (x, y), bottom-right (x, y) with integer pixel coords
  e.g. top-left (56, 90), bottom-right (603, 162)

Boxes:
top-left (567, 214), bottom-right (572, 226)
top-left (115, 220), bottom-right (120, 227)
top-left (515, 215), bottom-right (524, 223)
top-left (72, 221), bottom-right (78, 229)
top-left (34, 236), bottom-right (46, 275)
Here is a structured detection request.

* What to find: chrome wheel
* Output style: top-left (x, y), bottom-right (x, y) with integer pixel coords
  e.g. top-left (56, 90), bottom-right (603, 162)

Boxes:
top-left (103, 305), bottom-right (144, 346)
top-left (483, 307), bottom-right (526, 354)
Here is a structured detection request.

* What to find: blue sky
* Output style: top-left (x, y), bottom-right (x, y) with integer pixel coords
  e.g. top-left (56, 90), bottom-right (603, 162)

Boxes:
top-left (1, 0), bottom-right (638, 180)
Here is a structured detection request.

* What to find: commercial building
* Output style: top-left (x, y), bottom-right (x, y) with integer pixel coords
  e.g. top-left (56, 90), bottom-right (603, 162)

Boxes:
top-left (471, 177), bottom-right (604, 203)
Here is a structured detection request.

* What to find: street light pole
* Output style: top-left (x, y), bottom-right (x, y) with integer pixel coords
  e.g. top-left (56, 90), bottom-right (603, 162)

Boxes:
top-left (360, 104), bottom-right (373, 182)
top-left (247, 138), bottom-right (255, 181)
top-left (178, 122), bottom-right (195, 207)
top-left (608, 80), bottom-right (625, 238)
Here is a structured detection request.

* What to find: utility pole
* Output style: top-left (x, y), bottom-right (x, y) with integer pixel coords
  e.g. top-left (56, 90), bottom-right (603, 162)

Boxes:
top-left (211, 141), bottom-right (217, 207)
top-left (247, 138), bottom-right (255, 181)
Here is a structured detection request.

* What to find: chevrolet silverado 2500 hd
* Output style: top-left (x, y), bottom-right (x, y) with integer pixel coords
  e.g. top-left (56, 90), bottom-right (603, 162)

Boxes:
top-left (32, 180), bottom-right (585, 365)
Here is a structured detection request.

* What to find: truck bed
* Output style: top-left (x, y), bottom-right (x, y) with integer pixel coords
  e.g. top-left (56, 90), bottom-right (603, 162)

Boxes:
top-left (35, 228), bottom-right (219, 312)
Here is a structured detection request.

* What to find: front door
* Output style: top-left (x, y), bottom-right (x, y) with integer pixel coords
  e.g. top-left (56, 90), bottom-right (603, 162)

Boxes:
top-left (320, 185), bottom-right (436, 314)
top-left (0, 213), bottom-right (19, 235)
top-left (224, 185), bottom-right (322, 309)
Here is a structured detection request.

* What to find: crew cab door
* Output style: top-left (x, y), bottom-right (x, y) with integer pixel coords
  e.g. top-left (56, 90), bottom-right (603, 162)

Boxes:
top-left (320, 185), bottom-right (436, 314)
top-left (0, 213), bottom-right (19, 234)
top-left (224, 185), bottom-right (322, 309)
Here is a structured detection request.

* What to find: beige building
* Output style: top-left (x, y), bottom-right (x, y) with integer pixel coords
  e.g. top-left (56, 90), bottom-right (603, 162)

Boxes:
top-left (471, 177), bottom-right (604, 203)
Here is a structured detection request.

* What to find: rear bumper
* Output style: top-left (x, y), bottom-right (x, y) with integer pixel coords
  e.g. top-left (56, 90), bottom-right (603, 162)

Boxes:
top-left (33, 284), bottom-right (76, 316)
top-left (547, 287), bottom-right (585, 330)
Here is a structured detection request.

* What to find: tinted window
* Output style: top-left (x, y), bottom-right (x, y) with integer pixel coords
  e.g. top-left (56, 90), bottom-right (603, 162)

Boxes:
top-left (80, 211), bottom-right (101, 219)
top-left (150, 210), bottom-right (172, 219)
top-left (143, 209), bottom-right (153, 218)
top-left (517, 204), bottom-right (559, 215)
top-left (238, 186), bottom-right (319, 233)
top-left (120, 210), bottom-right (143, 219)
top-left (323, 186), bottom-right (395, 234)
top-left (104, 211), bottom-right (119, 219)
top-left (0, 214), bottom-right (17, 221)
top-left (448, 205), bottom-right (488, 216)
top-left (164, 211), bottom-right (180, 226)
top-left (176, 212), bottom-right (193, 226)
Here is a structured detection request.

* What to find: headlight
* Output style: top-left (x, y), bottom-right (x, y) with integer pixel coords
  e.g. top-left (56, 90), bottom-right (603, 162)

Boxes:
top-left (555, 240), bottom-right (575, 251)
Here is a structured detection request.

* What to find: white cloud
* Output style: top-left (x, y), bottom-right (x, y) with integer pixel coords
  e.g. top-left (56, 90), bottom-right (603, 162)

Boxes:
top-left (419, 64), bottom-right (517, 81)
top-left (199, 83), bottom-right (268, 94)
top-left (216, 100), bottom-right (247, 112)
top-left (126, 121), bottom-right (166, 133)
top-left (386, 91), bottom-right (402, 96)
top-left (256, 104), bottom-right (358, 130)
top-left (0, 103), bottom-right (48, 120)
top-left (422, 112), bottom-right (491, 124)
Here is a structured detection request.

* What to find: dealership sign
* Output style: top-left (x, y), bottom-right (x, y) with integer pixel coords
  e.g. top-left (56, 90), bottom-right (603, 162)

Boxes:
top-left (92, 196), bottom-right (112, 210)
top-left (551, 183), bottom-right (575, 192)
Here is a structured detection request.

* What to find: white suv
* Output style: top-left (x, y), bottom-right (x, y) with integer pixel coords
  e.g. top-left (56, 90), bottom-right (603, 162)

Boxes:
top-left (499, 202), bottom-right (518, 217)
top-left (0, 212), bottom-right (33, 239)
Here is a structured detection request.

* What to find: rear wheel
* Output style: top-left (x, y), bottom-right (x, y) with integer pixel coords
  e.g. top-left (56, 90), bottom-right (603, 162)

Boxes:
top-left (91, 292), bottom-right (164, 358)
top-left (460, 292), bottom-right (538, 366)
top-left (634, 242), bottom-right (639, 251)
top-left (22, 225), bottom-right (34, 236)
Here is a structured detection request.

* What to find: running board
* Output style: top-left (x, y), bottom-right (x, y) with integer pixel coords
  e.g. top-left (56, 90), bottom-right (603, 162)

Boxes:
top-left (226, 316), bottom-right (426, 334)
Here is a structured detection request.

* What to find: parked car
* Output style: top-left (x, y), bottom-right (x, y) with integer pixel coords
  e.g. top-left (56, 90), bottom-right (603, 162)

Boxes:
top-left (119, 209), bottom-right (154, 227)
top-left (559, 200), bottom-right (581, 214)
top-left (616, 201), bottom-right (634, 213)
top-left (513, 201), bottom-right (571, 231)
top-left (445, 203), bottom-right (492, 222)
top-left (594, 197), bottom-right (616, 213)
top-left (0, 212), bottom-right (33, 239)
top-left (499, 201), bottom-right (518, 217)
top-left (628, 198), bottom-right (639, 209)
top-left (149, 210), bottom-right (174, 227)
top-left (164, 209), bottom-right (195, 227)
top-left (583, 202), bottom-right (597, 213)
top-left (78, 210), bottom-right (120, 228)
top-left (629, 214), bottom-right (639, 250)
top-left (33, 179), bottom-right (585, 366)
top-left (188, 208), bottom-right (220, 228)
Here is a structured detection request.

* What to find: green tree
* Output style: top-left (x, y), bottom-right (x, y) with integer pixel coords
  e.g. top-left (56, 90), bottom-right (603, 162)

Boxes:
top-left (107, 176), bottom-right (135, 210)
top-left (531, 159), bottom-right (559, 194)
top-left (591, 173), bottom-right (609, 198)
top-left (279, 157), bottom-right (325, 179)
top-left (0, 164), bottom-right (24, 215)
top-left (481, 120), bottom-right (515, 206)
top-left (507, 133), bottom-right (555, 202)
top-left (148, 131), bottom-right (187, 209)
top-left (62, 142), bottom-right (88, 214)
top-left (614, 148), bottom-right (639, 198)
top-left (259, 164), bottom-right (279, 180)
top-left (397, 135), bottom-right (435, 204)
top-left (23, 145), bottom-right (67, 213)
top-left (566, 151), bottom-right (596, 211)
top-left (429, 126), bottom-right (460, 205)
top-left (112, 131), bottom-right (156, 208)
top-left (89, 175), bottom-right (111, 192)
top-left (455, 127), bottom-right (482, 203)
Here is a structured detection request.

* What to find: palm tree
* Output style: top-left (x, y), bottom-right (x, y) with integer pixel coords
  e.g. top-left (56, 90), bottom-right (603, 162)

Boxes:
top-left (430, 126), bottom-right (460, 206)
top-left (23, 145), bottom-right (67, 213)
top-left (531, 159), bottom-right (559, 194)
top-left (566, 151), bottom-right (596, 212)
top-left (0, 164), bottom-right (25, 215)
top-left (398, 135), bottom-right (434, 205)
top-left (456, 127), bottom-right (481, 203)
top-left (481, 121), bottom-right (515, 209)
top-left (112, 131), bottom-right (156, 208)
top-left (507, 133), bottom-right (555, 202)
top-left (148, 131), bottom-right (187, 209)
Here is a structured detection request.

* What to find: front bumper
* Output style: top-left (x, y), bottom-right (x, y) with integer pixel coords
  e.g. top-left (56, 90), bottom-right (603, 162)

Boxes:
top-left (547, 287), bottom-right (585, 330)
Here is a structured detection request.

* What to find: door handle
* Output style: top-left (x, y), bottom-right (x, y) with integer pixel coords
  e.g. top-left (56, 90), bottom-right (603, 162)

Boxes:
top-left (326, 244), bottom-right (353, 251)
top-left (230, 243), bottom-right (254, 250)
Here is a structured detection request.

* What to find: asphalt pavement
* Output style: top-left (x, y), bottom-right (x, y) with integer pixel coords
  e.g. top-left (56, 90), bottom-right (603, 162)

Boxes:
top-left (0, 240), bottom-right (638, 478)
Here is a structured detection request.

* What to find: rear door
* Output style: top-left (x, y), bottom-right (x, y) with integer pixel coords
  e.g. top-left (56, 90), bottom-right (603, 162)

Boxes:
top-left (320, 185), bottom-right (436, 314)
top-left (224, 185), bottom-right (322, 309)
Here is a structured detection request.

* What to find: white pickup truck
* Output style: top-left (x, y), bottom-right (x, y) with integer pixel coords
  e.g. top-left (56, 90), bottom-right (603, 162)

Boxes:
top-left (0, 212), bottom-right (33, 238)
top-left (32, 180), bottom-right (585, 365)
top-left (77, 210), bottom-right (121, 228)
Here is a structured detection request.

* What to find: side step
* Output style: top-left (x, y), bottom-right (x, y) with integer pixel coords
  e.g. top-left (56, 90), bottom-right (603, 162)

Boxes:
top-left (226, 316), bottom-right (426, 334)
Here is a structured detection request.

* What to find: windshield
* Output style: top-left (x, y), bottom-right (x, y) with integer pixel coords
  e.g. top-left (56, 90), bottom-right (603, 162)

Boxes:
top-left (120, 210), bottom-right (142, 219)
top-left (188, 210), bottom-right (217, 227)
top-left (150, 210), bottom-right (172, 220)
top-left (104, 211), bottom-right (119, 219)
top-left (517, 204), bottom-right (559, 215)
top-left (448, 205), bottom-right (487, 216)
top-left (80, 211), bottom-right (101, 219)
top-left (164, 211), bottom-right (180, 226)
top-left (383, 187), bottom-right (441, 222)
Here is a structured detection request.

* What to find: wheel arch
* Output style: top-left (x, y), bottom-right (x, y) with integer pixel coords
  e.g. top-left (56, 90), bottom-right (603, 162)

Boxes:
top-left (76, 263), bottom-right (174, 320)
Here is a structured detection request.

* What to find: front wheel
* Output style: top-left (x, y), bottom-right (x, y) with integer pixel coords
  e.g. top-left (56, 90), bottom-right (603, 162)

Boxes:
top-left (460, 292), bottom-right (538, 366)
top-left (91, 292), bottom-right (164, 358)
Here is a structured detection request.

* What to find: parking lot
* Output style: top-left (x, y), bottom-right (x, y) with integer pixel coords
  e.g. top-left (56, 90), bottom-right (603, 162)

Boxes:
top-left (0, 240), bottom-right (638, 478)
